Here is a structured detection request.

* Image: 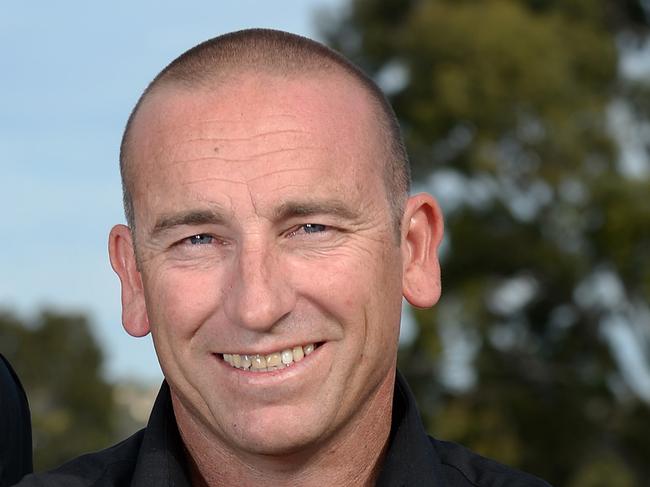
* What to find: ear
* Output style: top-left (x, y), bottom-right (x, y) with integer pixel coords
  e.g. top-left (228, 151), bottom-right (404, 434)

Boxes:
top-left (108, 224), bottom-right (151, 337)
top-left (401, 193), bottom-right (444, 308)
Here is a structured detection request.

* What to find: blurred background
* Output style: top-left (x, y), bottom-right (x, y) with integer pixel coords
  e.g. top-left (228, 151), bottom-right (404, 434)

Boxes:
top-left (2, 1), bottom-right (649, 485)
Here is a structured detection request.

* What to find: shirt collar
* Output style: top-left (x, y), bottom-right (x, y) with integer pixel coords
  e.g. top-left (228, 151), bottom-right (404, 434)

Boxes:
top-left (132, 381), bottom-right (191, 487)
top-left (375, 370), bottom-right (444, 486)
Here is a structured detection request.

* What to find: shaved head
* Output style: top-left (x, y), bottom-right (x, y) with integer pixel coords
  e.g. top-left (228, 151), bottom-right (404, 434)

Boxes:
top-left (120, 28), bottom-right (410, 233)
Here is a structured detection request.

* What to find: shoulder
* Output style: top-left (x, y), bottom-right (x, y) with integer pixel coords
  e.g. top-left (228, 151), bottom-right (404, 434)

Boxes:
top-left (14, 429), bottom-right (145, 487)
top-left (0, 354), bottom-right (33, 483)
top-left (431, 437), bottom-right (553, 487)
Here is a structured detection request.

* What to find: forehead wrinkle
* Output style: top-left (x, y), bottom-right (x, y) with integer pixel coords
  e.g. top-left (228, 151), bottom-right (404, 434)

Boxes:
top-left (183, 129), bottom-right (306, 143)
top-left (159, 111), bottom-right (300, 130)
top-left (145, 107), bottom-right (306, 157)
top-left (180, 177), bottom-right (248, 187)
top-left (246, 167), bottom-right (322, 184)
top-left (158, 114), bottom-right (303, 143)
top-left (170, 146), bottom-right (325, 165)
top-left (196, 113), bottom-right (300, 125)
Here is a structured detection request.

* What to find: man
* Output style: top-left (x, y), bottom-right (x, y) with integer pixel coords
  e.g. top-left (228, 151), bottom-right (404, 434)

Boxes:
top-left (0, 354), bottom-right (32, 486)
top-left (16, 29), bottom-right (550, 486)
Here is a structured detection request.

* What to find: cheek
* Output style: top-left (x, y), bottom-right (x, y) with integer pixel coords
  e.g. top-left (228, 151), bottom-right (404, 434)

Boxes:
top-left (293, 245), bottom-right (402, 318)
top-left (298, 253), bottom-right (365, 299)
top-left (143, 266), bottom-right (223, 337)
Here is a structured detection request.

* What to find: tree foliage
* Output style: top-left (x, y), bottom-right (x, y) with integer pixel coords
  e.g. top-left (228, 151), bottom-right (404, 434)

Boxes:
top-left (0, 310), bottom-right (116, 471)
top-left (322, 0), bottom-right (650, 484)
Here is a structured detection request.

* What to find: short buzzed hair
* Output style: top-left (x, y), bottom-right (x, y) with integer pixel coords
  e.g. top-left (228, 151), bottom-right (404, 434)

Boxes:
top-left (120, 28), bottom-right (410, 234)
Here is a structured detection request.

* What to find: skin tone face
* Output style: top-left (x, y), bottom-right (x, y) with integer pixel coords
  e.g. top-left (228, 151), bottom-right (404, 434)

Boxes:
top-left (110, 70), bottom-right (443, 485)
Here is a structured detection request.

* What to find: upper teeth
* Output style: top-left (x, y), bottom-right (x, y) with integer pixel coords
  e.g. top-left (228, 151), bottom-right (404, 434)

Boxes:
top-left (223, 344), bottom-right (315, 372)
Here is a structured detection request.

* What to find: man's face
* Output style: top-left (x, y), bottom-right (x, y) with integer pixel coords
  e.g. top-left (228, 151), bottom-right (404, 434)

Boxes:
top-left (125, 72), bottom-right (407, 455)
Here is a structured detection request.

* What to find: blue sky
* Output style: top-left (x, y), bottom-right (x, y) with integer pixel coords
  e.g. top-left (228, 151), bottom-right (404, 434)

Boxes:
top-left (1, 1), bottom-right (345, 382)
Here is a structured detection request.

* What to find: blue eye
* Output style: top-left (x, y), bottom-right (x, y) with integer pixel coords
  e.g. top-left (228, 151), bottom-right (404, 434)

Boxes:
top-left (286, 223), bottom-right (330, 239)
top-left (302, 224), bottom-right (327, 234)
top-left (188, 234), bottom-right (214, 245)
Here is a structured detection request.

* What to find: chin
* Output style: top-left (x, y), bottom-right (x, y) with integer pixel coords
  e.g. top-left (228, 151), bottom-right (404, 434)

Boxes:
top-left (223, 408), bottom-right (332, 458)
top-left (233, 427), bottom-right (323, 458)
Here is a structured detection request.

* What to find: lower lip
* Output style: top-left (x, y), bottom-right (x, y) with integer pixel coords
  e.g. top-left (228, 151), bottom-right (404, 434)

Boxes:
top-left (214, 344), bottom-right (324, 384)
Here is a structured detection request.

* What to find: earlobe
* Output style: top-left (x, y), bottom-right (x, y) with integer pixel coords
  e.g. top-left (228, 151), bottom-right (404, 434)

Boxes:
top-left (108, 224), bottom-right (151, 337)
top-left (401, 193), bottom-right (444, 308)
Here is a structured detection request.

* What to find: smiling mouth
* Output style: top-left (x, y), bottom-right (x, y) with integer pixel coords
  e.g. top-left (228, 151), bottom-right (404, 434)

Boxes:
top-left (221, 343), bottom-right (319, 372)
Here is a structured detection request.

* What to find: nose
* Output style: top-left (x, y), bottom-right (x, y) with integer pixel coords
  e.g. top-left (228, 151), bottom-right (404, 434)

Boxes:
top-left (223, 241), bottom-right (296, 332)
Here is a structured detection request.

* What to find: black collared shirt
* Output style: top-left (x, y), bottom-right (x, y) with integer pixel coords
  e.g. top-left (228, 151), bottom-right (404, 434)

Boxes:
top-left (15, 372), bottom-right (551, 486)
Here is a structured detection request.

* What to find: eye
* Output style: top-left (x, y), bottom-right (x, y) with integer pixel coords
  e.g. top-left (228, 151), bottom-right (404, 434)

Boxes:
top-left (286, 223), bottom-right (329, 238)
top-left (302, 223), bottom-right (327, 234)
top-left (186, 234), bottom-right (215, 245)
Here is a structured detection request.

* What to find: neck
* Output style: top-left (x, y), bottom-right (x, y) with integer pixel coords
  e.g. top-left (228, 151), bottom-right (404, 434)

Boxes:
top-left (176, 371), bottom-right (395, 487)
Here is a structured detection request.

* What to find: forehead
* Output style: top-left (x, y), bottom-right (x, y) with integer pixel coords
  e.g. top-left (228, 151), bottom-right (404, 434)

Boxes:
top-left (127, 72), bottom-right (388, 222)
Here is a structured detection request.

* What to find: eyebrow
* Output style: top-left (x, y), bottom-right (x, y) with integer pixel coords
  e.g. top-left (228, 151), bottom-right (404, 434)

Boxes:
top-left (150, 208), bottom-right (229, 237)
top-left (273, 200), bottom-right (359, 221)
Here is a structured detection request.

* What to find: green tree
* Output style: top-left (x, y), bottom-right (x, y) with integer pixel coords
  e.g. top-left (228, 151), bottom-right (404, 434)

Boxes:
top-left (322, 1), bottom-right (650, 484)
top-left (0, 309), bottom-right (116, 471)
